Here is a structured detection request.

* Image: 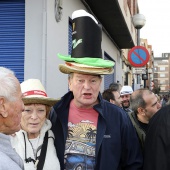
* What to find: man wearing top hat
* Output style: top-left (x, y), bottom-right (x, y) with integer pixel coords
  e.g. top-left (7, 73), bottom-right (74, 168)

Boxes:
top-left (50, 9), bottom-right (143, 170)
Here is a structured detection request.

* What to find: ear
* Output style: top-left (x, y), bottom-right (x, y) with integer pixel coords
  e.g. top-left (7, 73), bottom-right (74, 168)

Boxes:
top-left (0, 97), bottom-right (8, 118)
top-left (137, 107), bottom-right (145, 116)
top-left (110, 99), bottom-right (114, 104)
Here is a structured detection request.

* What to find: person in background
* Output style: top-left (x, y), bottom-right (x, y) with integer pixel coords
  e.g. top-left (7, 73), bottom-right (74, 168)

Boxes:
top-left (129, 89), bottom-right (161, 151)
top-left (10, 79), bottom-right (60, 170)
top-left (109, 82), bottom-right (122, 93)
top-left (162, 94), bottom-right (168, 107)
top-left (50, 9), bottom-right (143, 170)
top-left (102, 88), bottom-right (122, 107)
top-left (120, 85), bottom-right (133, 112)
top-left (143, 104), bottom-right (170, 170)
top-left (0, 67), bottom-right (24, 170)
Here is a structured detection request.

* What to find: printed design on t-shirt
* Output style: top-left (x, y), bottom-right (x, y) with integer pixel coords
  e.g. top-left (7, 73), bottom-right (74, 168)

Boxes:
top-left (64, 120), bottom-right (96, 170)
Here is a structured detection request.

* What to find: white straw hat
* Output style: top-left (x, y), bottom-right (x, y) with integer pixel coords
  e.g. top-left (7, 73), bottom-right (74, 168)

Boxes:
top-left (120, 86), bottom-right (133, 96)
top-left (21, 79), bottom-right (59, 106)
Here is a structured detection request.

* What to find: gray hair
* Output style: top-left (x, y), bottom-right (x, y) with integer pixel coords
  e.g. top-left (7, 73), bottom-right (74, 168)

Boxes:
top-left (0, 67), bottom-right (19, 101)
top-left (109, 83), bottom-right (122, 92)
top-left (130, 89), bottom-right (152, 114)
top-left (68, 73), bottom-right (74, 80)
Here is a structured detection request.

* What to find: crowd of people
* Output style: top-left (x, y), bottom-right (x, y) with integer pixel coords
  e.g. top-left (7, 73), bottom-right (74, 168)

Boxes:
top-left (1, 9), bottom-right (170, 170)
top-left (102, 84), bottom-right (162, 151)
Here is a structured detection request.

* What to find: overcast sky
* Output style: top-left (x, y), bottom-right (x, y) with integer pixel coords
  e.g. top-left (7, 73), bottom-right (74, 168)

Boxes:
top-left (138, 0), bottom-right (170, 57)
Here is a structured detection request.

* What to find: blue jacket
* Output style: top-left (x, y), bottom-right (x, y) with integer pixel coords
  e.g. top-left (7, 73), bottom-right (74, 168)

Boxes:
top-left (50, 91), bottom-right (143, 170)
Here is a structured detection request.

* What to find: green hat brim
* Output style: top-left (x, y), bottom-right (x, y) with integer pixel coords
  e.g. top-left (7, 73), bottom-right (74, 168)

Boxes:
top-left (59, 64), bottom-right (114, 75)
top-left (58, 53), bottom-right (115, 68)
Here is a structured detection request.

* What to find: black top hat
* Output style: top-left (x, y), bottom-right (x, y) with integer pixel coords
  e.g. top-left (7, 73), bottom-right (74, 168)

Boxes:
top-left (58, 9), bottom-right (114, 75)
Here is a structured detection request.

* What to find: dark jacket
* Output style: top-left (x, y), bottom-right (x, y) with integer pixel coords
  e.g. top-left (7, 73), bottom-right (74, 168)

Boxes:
top-left (128, 112), bottom-right (146, 151)
top-left (143, 105), bottom-right (170, 170)
top-left (50, 91), bottom-right (143, 170)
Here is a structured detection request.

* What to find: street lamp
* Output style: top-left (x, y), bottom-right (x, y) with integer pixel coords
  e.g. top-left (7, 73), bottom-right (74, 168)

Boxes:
top-left (132, 14), bottom-right (146, 46)
top-left (132, 14), bottom-right (146, 88)
top-left (148, 68), bottom-right (153, 90)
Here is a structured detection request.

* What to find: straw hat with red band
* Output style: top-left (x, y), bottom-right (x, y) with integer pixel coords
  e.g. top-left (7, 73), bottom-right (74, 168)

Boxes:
top-left (21, 79), bottom-right (60, 106)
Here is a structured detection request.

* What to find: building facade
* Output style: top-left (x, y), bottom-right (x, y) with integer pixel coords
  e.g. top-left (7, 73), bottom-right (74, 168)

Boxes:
top-left (0, 0), bottom-right (139, 98)
top-left (154, 53), bottom-right (170, 94)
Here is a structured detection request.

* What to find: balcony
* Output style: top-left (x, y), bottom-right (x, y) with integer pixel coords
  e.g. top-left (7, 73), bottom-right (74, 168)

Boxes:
top-left (82, 0), bottom-right (136, 49)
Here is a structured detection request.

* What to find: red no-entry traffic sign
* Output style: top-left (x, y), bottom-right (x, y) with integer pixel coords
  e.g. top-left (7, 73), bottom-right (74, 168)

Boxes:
top-left (128, 46), bottom-right (150, 67)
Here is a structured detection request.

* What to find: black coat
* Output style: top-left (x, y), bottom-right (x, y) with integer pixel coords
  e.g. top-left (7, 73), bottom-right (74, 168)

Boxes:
top-left (143, 105), bottom-right (170, 170)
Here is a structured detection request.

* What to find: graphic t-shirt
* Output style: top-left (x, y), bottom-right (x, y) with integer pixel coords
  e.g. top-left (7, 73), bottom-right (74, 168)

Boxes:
top-left (64, 100), bottom-right (98, 170)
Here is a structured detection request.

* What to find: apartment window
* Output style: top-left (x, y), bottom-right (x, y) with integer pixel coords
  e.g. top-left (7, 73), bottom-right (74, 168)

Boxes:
top-left (161, 86), bottom-right (165, 90)
top-left (160, 80), bottom-right (165, 84)
top-left (160, 67), bottom-right (165, 71)
top-left (137, 74), bottom-right (141, 84)
top-left (160, 74), bottom-right (165, 77)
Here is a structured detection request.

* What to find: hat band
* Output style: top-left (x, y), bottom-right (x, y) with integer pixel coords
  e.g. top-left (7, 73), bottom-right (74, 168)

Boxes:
top-left (23, 90), bottom-right (47, 97)
top-left (120, 91), bottom-right (132, 95)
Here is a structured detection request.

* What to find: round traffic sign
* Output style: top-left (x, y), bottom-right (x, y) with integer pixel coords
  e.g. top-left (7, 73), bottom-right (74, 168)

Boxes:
top-left (128, 46), bottom-right (150, 67)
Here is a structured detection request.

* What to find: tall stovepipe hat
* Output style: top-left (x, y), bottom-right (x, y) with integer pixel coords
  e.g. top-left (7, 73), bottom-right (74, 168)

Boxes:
top-left (58, 9), bottom-right (114, 75)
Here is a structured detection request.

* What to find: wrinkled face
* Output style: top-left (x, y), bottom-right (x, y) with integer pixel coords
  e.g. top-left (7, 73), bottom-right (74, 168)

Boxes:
top-left (112, 91), bottom-right (122, 107)
top-left (21, 104), bottom-right (46, 139)
top-left (143, 93), bottom-right (161, 121)
top-left (120, 94), bottom-right (131, 108)
top-left (69, 73), bottom-right (102, 108)
top-left (3, 78), bottom-right (24, 135)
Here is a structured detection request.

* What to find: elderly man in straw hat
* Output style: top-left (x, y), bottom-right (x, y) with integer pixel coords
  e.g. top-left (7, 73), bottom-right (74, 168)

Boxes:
top-left (50, 9), bottom-right (143, 170)
top-left (0, 67), bottom-right (24, 170)
top-left (10, 79), bottom-right (60, 170)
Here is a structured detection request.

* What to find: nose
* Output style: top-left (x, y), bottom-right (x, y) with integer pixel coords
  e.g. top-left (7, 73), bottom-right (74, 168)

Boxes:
top-left (31, 110), bottom-right (38, 119)
top-left (83, 81), bottom-right (91, 89)
top-left (157, 102), bottom-right (162, 109)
